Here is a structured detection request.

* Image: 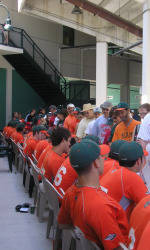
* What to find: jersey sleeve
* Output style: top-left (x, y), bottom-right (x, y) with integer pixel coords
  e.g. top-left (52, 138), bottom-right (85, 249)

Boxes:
top-left (125, 173), bottom-right (149, 204)
top-left (87, 202), bottom-right (128, 249)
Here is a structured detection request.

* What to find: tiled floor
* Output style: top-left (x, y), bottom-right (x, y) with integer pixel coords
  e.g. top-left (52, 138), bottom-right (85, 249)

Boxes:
top-left (0, 157), bottom-right (52, 250)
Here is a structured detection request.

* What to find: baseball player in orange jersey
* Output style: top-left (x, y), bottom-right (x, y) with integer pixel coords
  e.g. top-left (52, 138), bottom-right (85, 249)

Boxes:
top-left (101, 141), bottom-right (149, 219)
top-left (58, 140), bottom-right (129, 250)
top-left (100, 140), bottom-right (126, 180)
top-left (41, 127), bottom-right (71, 182)
top-left (128, 196), bottom-right (150, 250)
top-left (34, 139), bottom-right (50, 161)
top-left (53, 157), bottom-right (78, 198)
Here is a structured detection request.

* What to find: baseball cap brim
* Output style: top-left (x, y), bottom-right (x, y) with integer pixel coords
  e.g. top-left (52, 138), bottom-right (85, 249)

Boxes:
top-left (116, 108), bottom-right (126, 111)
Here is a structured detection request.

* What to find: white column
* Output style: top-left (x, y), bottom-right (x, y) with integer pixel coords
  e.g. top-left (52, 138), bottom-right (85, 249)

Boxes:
top-left (142, 0), bottom-right (150, 103)
top-left (6, 68), bottom-right (12, 124)
top-left (96, 41), bottom-right (108, 107)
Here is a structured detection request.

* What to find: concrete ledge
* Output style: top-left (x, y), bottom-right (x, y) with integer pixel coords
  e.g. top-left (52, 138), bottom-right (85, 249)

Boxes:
top-left (0, 45), bottom-right (23, 55)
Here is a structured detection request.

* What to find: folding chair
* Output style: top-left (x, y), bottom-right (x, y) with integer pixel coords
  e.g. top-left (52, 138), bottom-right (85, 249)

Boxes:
top-left (42, 175), bottom-right (63, 248)
top-left (28, 158), bottom-right (47, 222)
top-left (62, 227), bottom-right (101, 250)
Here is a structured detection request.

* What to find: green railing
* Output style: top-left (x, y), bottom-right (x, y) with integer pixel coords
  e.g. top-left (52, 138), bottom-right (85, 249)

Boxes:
top-left (0, 25), bottom-right (67, 97)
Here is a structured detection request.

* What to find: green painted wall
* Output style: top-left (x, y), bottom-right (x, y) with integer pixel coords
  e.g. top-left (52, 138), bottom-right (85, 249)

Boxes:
top-left (130, 86), bottom-right (140, 109)
top-left (12, 70), bottom-right (45, 117)
top-left (107, 84), bottom-right (120, 106)
top-left (0, 68), bottom-right (6, 129)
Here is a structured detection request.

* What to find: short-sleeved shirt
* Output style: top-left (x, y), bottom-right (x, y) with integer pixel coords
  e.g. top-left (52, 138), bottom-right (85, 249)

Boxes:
top-left (58, 185), bottom-right (129, 249)
top-left (6, 127), bottom-right (16, 138)
top-left (85, 119), bottom-right (95, 135)
top-left (101, 167), bottom-right (149, 219)
top-left (76, 118), bottom-right (94, 139)
top-left (37, 145), bottom-right (52, 169)
top-left (112, 119), bottom-right (140, 142)
top-left (14, 132), bottom-right (24, 144)
top-left (64, 114), bottom-right (78, 134)
top-left (100, 159), bottom-right (120, 180)
top-left (41, 150), bottom-right (65, 182)
top-left (53, 157), bottom-right (78, 197)
top-left (137, 222), bottom-right (150, 250)
top-left (129, 196), bottom-right (150, 250)
top-left (137, 113), bottom-right (150, 141)
top-left (23, 138), bottom-right (38, 160)
top-left (34, 140), bottom-right (50, 160)
top-left (91, 115), bottom-right (110, 143)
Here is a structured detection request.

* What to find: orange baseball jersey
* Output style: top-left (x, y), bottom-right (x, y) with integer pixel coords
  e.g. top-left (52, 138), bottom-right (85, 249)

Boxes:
top-left (101, 167), bottom-right (149, 219)
top-left (6, 127), bottom-right (16, 138)
top-left (23, 138), bottom-right (38, 160)
top-left (34, 140), bottom-right (50, 161)
top-left (41, 149), bottom-right (65, 182)
top-left (64, 114), bottom-right (78, 134)
top-left (3, 126), bottom-right (8, 136)
top-left (137, 222), bottom-right (150, 250)
top-left (11, 130), bottom-right (17, 141)
top-left (112, 119), bottom-right (140, 142)
top-left (129, 196), bottom-right (150, 250)
top-left (100, 159), bottom-right (120, 180)
top-left (53, 157), bottom-right (78, 197)
top-left (58, 185), bottom-right (129, 249)
top-left (14, 132), bottom-right (24, 144)
top-left (37, 145), bottom-right (52, 169)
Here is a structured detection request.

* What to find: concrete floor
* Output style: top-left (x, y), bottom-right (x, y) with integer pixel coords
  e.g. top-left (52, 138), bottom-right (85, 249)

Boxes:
top-left (0, 157), bottom-right (52, 250)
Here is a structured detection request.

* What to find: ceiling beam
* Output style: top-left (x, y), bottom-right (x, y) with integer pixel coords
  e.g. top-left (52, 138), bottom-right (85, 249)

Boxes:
top-left (65, 0), bottom-right (143, 37)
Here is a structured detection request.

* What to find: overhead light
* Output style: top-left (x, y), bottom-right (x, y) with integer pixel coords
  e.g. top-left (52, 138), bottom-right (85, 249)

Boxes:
top-left (72, 5), bottom-right (83, 14)
top-left (4, 17), bottom-right (12, 30)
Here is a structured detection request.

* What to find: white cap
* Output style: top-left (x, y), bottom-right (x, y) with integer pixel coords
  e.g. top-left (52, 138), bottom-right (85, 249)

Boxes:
top-left (67, 103), bottom-right (75, 109)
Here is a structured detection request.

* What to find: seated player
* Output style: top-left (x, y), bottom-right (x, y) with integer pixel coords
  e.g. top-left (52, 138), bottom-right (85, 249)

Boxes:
top-left (41, 127), bottom-right (71, 182)
top-left (23, 126), bottom-right (47, 160)
top-left (13, 123), bottom-right (25, 145)
top-left (128, 196), bottom-right (150, 250)
top-left (58, 140), bottom-right (129, 249)
top-left (100, 140), bottom-right (125, 179)
top-left (101, 141), bottom-right (149, 219)
top-left (34, 130), bottom-right (50, 161)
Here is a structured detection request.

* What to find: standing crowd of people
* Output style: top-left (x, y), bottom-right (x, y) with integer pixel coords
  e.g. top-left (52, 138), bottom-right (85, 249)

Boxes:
top-left (3, 101), bottom-right (150, 249)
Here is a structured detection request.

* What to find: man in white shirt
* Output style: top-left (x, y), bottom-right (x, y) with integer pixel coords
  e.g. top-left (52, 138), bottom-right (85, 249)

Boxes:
top-left (76, 103), bottom-right (95, 139)
top-left (91, 101), bottom-right (112, 143)
top-left (85, 107), bottom-right (101, 135)
top-left (137, 103), bottom-right (150, 164)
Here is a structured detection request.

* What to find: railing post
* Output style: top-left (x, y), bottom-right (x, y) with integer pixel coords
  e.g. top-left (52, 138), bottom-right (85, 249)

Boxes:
top-left (21, 29), bottom-right (23, 48)
top-left (44, 56), bottom-right (46, 73)
top-left (33, 43), bottom-right (35, 61)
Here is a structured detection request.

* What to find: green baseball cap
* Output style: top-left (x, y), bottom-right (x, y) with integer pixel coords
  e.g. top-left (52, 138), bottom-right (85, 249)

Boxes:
top-left (110, 140), bottom-right (126, 155)
top-left (69, 139), bottom-right (100, 169)
top-left (83, 135), bottom-right (100, 145)
top-left (116, 102), bottom-right (129, 111)
top-left (17, 123), bottom-right (25, 129)
top-left (119, 141), bottom-right (147, 162)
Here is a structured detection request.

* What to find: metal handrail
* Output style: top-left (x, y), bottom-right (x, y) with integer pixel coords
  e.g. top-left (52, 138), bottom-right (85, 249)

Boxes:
top-left (0, 24), bottom-right (67, 96)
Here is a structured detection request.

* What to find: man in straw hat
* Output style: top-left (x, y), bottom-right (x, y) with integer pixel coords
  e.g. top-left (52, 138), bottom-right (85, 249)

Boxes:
top-left (76, 103), bottom-right (95, 139)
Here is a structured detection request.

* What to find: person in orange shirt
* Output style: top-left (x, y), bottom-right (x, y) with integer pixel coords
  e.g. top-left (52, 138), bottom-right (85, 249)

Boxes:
top-left (58, 140), bottom-right (129, 249)
top-left (13, 123), bottom-right (25, 145)
top-left (5, 121), bottom-right (18, 139)
top-left (128, 196), bottom-right (150, 250)
top-left (34, 139), bottom-right (50, 161)
top-left (41, 127), bottom-right (71, 182)
top-left (137, 222), bottom-right (150, 250)
top-left (101, 141), bottom-right (149, 219)
top-left (112, 103), bottom-right (140, 142)
top-left (53, 156), bottom-right (78, 198)
top-left (23, 126), bottom-right (47, 160)
top-left (100, 140), bottom-right (125, 179)
top-left (64, 103), bottom-right (78, 134)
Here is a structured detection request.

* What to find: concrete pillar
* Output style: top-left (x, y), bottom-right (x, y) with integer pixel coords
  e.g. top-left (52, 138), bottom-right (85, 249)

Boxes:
top-left (142, 0), bottom-right (150, 103)
top-left (96, 41), bottom-right (108, 107)
top-left (6, 68), bottom-right (12, 124)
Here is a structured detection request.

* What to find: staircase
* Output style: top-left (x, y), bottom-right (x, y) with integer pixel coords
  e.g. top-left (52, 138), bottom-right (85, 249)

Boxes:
top-left (2, 26), bottom-right (66, 105)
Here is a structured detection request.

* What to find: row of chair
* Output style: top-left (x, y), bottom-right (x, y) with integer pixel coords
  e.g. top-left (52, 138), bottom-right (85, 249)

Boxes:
top-left (5, 135), bottom-right (101, 250)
